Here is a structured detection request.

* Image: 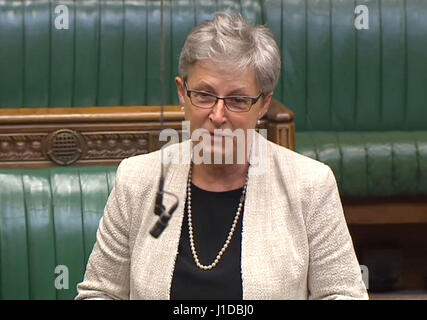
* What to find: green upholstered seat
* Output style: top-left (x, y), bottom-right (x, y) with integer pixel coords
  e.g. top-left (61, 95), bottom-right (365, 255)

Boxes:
top-left (0, 166), bottom-right (117, 299)
top-left (296, 131), bottom-right (427, 197)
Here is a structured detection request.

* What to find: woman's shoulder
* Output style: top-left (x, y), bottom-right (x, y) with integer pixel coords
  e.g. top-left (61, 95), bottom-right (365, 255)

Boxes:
top-left (115, 140), bottom-right (189, 181)
top-left (266, 140), bottom-right (339, 197)
top-left (117, 150), bottom-right (161, 179)
top-left (268, 140), bottom-right (331, 177)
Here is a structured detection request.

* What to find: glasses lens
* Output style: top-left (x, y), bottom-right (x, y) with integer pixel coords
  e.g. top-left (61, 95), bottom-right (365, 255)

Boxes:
top-left (225, 97), bottom-right (252, 112)
top-left (191, 92), bottom-right (217, 108)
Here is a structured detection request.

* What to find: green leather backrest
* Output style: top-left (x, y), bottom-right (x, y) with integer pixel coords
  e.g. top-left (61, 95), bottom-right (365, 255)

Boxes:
top-left (0, 0), bottom-right (264, 108)
top-left (1, 0), bottom-right (426, 131)
top-left (279, 0), bottom-right (427, 132)
top-left (0, 166), bottom-right (117, 299)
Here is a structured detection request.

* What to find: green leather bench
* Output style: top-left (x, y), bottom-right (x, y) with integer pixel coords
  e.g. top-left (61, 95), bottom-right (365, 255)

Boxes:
top-left (1, 0), bottom-right (424, 195)
top-left (288, 0), bottom-right (427, 198)
top-left (1, 0), bottom-right (427, 299)
top-left (0, 166), bottom-right (117, 300)
top-left (297, 132), bottom-right (427, 198)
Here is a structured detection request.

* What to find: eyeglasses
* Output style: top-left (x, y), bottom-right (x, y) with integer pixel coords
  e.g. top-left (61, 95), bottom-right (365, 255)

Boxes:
top-left (184, 81), bottom-right (263, 113)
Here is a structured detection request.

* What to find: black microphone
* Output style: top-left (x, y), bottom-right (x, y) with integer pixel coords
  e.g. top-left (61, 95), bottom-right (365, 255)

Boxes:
top-left (150, 201), bottom-right (179, 238)
top-left (149, 209), bottom-right (169, 238)
top-left (150, 195), bottom-right (179, 238)
top-left (150, 175), bottom-right (179, 238)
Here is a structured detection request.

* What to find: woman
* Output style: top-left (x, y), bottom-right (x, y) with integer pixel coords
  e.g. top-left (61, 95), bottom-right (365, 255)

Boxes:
top-left (76, 13), bottom-right (368, 300)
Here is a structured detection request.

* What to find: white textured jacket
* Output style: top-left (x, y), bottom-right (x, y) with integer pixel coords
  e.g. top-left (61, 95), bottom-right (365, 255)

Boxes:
top-left (76, 134), bottom-right (368, 300)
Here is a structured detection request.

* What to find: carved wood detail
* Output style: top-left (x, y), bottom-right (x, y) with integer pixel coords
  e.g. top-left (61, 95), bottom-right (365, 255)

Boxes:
top-left (0, 102), bottom-right (295, 168)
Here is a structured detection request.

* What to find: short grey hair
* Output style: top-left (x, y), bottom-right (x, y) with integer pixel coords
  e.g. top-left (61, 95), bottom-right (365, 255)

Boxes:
top-left (179, 12), bottom-right (281, 94)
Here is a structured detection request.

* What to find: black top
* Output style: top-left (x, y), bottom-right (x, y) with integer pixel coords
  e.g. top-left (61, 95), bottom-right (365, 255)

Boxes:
top-left (170, 183), bottom-right (244, 300)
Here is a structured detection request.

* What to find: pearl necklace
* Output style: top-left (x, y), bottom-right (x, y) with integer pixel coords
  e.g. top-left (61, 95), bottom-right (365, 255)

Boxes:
top-left (186, 166), bottom-right (248, 270)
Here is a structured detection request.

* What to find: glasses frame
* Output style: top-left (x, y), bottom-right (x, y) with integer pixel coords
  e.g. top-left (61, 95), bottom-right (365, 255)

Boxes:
top-left (184, 81), bottom-right (263, 113)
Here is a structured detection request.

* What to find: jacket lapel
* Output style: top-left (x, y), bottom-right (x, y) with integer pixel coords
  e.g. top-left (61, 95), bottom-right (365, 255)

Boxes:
top-left (131, 142), bottom-right (190, 299)
top-left (241, 133), bottom-right (274, 299)
top-left (135, 136), bottom-right (279, 299)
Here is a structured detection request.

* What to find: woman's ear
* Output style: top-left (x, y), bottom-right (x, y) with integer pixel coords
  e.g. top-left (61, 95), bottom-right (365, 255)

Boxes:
top-left (258, 92), bottom-right (274, 120)
top-left (175, 77), bottom-right (186, 105)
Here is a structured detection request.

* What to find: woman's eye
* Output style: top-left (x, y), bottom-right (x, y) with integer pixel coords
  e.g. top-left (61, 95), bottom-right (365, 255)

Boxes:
top-left (194, 92), bottom-right (211, 98)
top-left (231, 97), bottom-right (247, 104)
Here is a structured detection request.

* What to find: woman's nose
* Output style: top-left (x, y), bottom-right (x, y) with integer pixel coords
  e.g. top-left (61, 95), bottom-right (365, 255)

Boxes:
top-left (209, 98), bottom-right (227, 126)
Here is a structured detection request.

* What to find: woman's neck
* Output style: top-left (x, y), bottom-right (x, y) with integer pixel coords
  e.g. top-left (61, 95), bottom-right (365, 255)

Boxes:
top-left (191, 162), bottom-right (249, 192)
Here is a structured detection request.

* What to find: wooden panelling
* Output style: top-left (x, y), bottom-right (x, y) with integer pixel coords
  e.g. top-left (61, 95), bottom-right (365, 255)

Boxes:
top-left (0, 100), bottom-right (295, 168)
top-left (343, 197), bottom-right (427, 224)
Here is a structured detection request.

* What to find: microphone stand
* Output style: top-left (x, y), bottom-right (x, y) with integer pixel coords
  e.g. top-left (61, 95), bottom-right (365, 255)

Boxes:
top-left (150, 0), bottom-right (179, 238)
